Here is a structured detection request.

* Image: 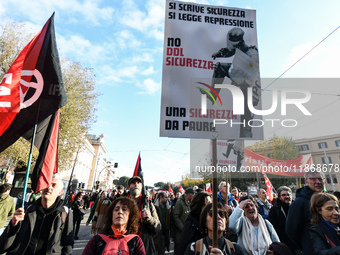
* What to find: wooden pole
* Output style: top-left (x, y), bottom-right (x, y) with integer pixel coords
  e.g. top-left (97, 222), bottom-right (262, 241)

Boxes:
top-left (212, 138), bottom-right (218, 248)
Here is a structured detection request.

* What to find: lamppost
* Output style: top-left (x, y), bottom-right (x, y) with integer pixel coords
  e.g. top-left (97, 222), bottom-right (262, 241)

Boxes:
top-left (94, 165), bottom-right (112, 190)
top-left (95, 163), bottom-right (119, 190)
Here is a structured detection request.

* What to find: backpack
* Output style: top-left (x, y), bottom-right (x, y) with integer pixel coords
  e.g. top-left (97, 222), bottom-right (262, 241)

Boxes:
top-left (95, 234), bottom-right (138, 255)
top-left (194, 237), bottom-right (235, 255)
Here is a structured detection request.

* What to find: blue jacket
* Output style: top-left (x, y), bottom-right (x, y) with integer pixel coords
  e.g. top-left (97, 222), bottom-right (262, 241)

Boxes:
top-left (217, 192), bottom-right (237, 208)
top-left (256, 198), bottom-right (272, 220)
top-left (286, 186), bottom-right (316, 255)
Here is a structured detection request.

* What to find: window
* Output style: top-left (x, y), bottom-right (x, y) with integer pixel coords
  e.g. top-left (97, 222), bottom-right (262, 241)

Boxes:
top-left (335, 140), bottom-right (340, 147)
top-left (300, 144), bottom-right (309, 151)
top-left (326, 174), bottom-right (338, 184)
top-left (322, 156), bottom-right (332, 164)
top-left (332, 174), bottom-right (338, 184)
top-left (318, 142), bottom-right (328, 149)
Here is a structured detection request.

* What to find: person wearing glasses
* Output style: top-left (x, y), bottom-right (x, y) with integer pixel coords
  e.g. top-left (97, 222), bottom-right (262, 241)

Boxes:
top-left (310, 192), bottom-right (340, 254)
top-left (268, 186), bottom-right (295, 254)
top-left (286, 172), bottom-right (325, 255)
top-left (229, 195), bottom-right (279, 255)
top-left (185, 202), bottom-right (242, 255)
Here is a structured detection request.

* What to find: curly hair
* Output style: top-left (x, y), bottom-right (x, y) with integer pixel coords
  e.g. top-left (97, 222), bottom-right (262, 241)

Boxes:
top-left (101, 197), bottom-right (139, 234)
top-left (310, 192), bottom-right (339, 225)
top-left (200, 202), bottom-right (228, 236)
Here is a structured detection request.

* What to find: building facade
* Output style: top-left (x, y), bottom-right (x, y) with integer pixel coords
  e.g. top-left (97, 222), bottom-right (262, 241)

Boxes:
top-left (294, 134), bottom-right (340, 191)
top-left (60, 133), bottom-right (116, 196)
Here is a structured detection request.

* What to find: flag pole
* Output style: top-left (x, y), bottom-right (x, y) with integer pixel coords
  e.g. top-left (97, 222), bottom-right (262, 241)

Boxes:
top-left (21, 123), bottom-right (38, 208)
top-left (212, 138), bottom-right (218, 248)
top-left (65, 147), bottom-right (80, 203)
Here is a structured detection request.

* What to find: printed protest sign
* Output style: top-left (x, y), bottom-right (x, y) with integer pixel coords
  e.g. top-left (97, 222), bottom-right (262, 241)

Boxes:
top-left (160, 0), bottom-right (263, 140)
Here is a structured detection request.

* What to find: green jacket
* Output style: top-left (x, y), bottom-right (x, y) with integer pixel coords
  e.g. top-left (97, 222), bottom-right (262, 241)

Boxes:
top-left (0, 194), bottom-right (15, 228)
top-left (173, 194), bottom-right (190, 244)
top-left (86, 196), bottom-right (100, 223)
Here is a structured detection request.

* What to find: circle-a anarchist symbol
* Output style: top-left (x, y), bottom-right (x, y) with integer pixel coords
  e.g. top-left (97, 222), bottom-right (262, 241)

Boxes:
top-left (20, 69), bottom-right (43, 109)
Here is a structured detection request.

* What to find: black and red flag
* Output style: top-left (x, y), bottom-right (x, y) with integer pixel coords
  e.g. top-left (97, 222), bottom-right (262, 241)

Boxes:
top-left (31, 109), bottom-right (60, 192)
top-left (133, 152), bottom-right (142, 178)
top-left (133, 152), bottom-right (147, 208)
top-left (0, 13), bottom-right (67, 192)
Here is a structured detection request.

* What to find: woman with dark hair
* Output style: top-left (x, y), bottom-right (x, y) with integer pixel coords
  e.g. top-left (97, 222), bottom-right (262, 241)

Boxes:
top-left (310, 192), bottom-right (340, 254)
top-left (185, 202), bottom-right (242, 255)
top-left (178, 192), bottom-right (212, 254)
top-left (72, 192), bottom-right (84, 240)
top-left (83, 197), bottom-right (146, 255)
top-left (229, 195), bottom-right (279, 255)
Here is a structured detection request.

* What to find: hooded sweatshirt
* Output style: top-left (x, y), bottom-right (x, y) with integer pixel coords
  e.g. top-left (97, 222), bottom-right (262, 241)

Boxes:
top-left (25, 197), bottom-right (65, 255)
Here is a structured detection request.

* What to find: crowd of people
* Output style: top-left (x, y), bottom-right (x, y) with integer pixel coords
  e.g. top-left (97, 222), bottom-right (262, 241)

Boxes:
top-left (0, 171), bottom-right (339, 254)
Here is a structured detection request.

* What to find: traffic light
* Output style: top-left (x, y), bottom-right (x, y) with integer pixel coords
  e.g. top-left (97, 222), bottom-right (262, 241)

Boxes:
top-left (78, 183), bottom-right (81, 188)
top-left (95, 185), bottom-right (99, 190)
top-left (96, 181), bottom-right (100, 185)
top-left (114, 163), bottom-right (118, 168)
top-left (82, 183), bottom-right (85, 189)
top-left (0, 168), bottom-right (5, 181)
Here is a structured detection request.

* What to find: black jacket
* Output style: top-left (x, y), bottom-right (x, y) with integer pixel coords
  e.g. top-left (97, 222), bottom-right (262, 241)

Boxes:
top-left (178, 211), bottom-right (204, 254)
top-left (184, 236), bottom-right (243, 255)
top-left (0, 197), bottom-right (74, 255)
top-left (286, 186), bottom-right (316, 255)
top-left (310, 220), bottom-right (340, 255)
top-left (72, 199), bottom-right (85, 221)
top-left (268, 199), bottom-right (294, 252)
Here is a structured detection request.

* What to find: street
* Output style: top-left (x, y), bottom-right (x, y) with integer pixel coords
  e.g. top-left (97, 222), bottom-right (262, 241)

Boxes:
top-left (72, 210), bottom-right (174, 254)
top-left (72, 216), bottom-right (92, 255)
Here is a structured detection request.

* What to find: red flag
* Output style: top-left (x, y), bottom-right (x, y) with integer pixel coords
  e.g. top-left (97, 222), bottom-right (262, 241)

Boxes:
top-left (168, 184), bottom-right (174, 194)
top-left (206, 187), bottom-right (212, 194)
top-left (33, 109), bottom-right (60, 192)
top-left (263, 173), bottom-right (274, 202)
top-left (179, 185), bottom-right (185, 193)
top-left (0, 13), bottom-right (67, 152)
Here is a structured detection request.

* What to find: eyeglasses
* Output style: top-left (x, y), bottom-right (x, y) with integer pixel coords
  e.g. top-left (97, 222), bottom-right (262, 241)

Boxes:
top-left (208, 210), bottom-right (226, 218)
top-left (308, 177), bottom-right (324, 182)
